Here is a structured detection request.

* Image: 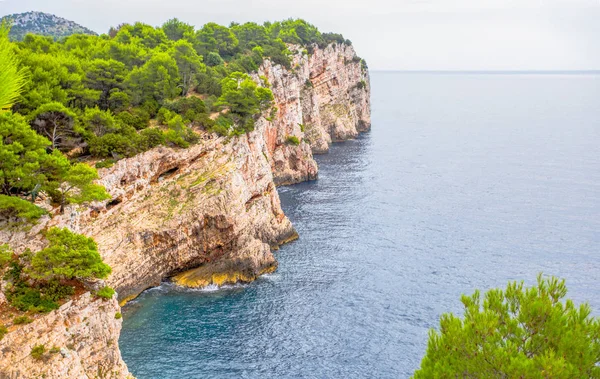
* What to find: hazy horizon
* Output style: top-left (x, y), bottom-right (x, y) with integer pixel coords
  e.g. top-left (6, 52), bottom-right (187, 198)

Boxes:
top-left (1, 0), bottom-right (599, 71)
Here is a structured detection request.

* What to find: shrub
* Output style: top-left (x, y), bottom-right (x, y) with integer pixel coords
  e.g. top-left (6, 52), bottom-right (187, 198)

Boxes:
top-left (286, 136), bottom-right (300, 146)
top-left (8, 285), bottom-right (59, 313)
top-left (49, 346), bottom-right (61, 354)
top-left (205, 52), bottom-right (224, 67)
top-left (0, 325), bottom-right (7, 341)
top-left (30, 228), bottom-right (112, 281)
top-left (95, 159), bottom-right (115, 169)
top-left (164, 97), bottom-right (207, 122)
top-left (164, 115), bottom-right (198, 147)
top-left (88, 132), bottom-right (139, 158)
top-left (31, 344), bottom-right (45, 360)
top-left (5, 261), bottom-right (61, 313)
top-left (140, 128), bottom-right (166, 149)
top-left (13, 316), bottom-right (33, 325)
top-left (115, 312), bottom-right (122, 319)
top-left (0, 195), bottom-right (47, 224)
top-left (96, 286), bottom-right (115, 300)
top-left (156, 107), bottom-right (174, 125)
top-left (211, 115), bottom-right (232, 136)
top-left (42, 280), bottom-right (75, 302)
top-left (413, 275), bottom-right (600, 378)
top-left (0, 244), bottom-right (12, 267)
top-left (116, 109), bottom-right (150, 130)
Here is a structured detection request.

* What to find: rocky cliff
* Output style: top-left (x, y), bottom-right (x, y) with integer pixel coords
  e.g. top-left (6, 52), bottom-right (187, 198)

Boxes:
top-left (0, 42), bottom-right (370, 378)
top-left (0, 293), bottom-right (131, 379)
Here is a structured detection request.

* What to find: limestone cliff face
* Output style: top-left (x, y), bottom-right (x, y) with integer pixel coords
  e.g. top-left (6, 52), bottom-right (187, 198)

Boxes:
top-left (256, 43), bottom-right (371, 184)
top-left (0, 293), bottom-right (130, 379)
top-left (0, 42), bottom-right (370, 379)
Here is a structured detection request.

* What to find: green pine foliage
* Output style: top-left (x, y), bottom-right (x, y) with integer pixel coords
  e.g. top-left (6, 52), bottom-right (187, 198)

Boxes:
top-left (30, 344), bottom-right (46, 360)
top-left (13, 315), bottom-right (33, 324)
top-left (96, 286), bottom-right (116, 300)
top-left (30, 227), bottom-right (111, 280)
top-left (7, 17), bottom-right (357, 147)
top-left (1, 230), bottom-right (111, 314)
top-left (0, 21), bottom-right (28, 112)
top-left (0, 195), bottom-right (47, 224)
top-left (413, 275), bottom-right (600, 378)
top-left (286, 136), bottom-right (301, 146)
top-left (0, 244), bottom-right (12, 267)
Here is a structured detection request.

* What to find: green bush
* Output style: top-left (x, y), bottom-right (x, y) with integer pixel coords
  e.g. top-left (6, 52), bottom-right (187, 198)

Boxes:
top-left (42, 280), bottom-right (75, 302)
top-left (0, 195), bottom-right (47, 224)
top-left (49, 346), bottom-right (61, 354)
top-left (7, 285), bottom-right (60, 313)
top-left (165, 115), bottom-right (198, 147)
top-left (0, 244), bottom-right (12, 267)
top-left (115, 312), bottom-right (122, 319)
top-left (88, 131), bottom-right (139, 158)
top-left (13, 316), bottom-right (33, 325)
top-left (116, 109), bottom-right (150, 130)
top-left (156, 107), bottom-right (174, 125)
top-left (30, 227), bottom-right (112, 281)
top-left (140, 128), bottom-right (166, 150)
top-left (413, 275), bottom-right (600, 378)
top-left (95, 159), bottom-right (116, 169)
top-left (96, 286), bottom-right (115, 300)
top-left (164, 96), bottom-right (207, 122)
top-left (286, 136), bottom-right (300, 146)
top-left (31, 344), bottom-right (45, 360)
top-left (0, 325), bottom-right (7, 341)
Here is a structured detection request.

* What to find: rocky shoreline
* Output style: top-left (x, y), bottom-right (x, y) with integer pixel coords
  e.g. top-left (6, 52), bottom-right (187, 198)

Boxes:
top-left (0, 42), bottom-right (370, 378)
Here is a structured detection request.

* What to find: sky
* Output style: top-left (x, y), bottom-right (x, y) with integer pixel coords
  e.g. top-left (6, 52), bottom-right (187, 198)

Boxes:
top-left (1, 0), bottom-right (599, 71)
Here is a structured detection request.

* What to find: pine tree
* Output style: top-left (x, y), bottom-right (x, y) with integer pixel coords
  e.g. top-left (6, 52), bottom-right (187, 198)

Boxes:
top-left (413, 275), bottom-right (600, 378)
top-left (0, 21), bottom-right (27, 112)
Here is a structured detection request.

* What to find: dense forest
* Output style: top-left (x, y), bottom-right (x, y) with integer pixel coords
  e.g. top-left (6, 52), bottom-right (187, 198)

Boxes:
top-left (0, 18), bottom-right (359, 222)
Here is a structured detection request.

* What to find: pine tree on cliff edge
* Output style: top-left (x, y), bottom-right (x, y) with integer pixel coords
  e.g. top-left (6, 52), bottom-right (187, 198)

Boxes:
top-left (413, 274), bottom-right (600, 378)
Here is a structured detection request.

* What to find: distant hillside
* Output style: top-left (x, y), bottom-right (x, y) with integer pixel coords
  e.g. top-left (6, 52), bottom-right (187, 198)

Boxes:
top-left (1, 11), bottom-right (97, 40)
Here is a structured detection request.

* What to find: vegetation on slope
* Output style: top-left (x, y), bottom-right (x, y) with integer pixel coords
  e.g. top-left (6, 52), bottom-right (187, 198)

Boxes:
top-left (413, 275), bottom-right (600, 378)
top-left (0, 17), bottom-right (361, 323)
top-left (0, 17), bottom-right (359, 224)
top-left (1, 228), bottom-right (112, 316)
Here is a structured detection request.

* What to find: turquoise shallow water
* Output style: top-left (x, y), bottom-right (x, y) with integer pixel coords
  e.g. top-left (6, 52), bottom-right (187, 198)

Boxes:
top-left (120, 72), bottom-right (600, 378)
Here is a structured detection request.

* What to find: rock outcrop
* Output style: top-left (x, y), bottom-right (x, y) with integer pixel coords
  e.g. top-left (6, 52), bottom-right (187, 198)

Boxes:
top-left (0, 293), bottom-right (130, 379)
top-left (0, 42), bottom-right (370, 378)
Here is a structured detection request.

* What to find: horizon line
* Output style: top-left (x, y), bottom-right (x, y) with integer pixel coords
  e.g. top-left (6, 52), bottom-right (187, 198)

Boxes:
top-left (371, 70), bottom-right (600, 75)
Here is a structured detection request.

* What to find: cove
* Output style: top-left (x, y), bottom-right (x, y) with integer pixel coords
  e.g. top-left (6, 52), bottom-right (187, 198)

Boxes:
top-left (120, 72), bottom-right (600, 378)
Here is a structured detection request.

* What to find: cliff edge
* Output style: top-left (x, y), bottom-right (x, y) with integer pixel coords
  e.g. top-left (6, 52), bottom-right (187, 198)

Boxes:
top-left (0, 42), bottom-right (370, 378)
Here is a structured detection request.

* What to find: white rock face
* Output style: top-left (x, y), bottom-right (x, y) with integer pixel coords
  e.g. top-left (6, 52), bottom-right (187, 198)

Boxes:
top-left (256, 43), bottom-right (371, 183)
top-left (0, 42), bottom-right (371, 378)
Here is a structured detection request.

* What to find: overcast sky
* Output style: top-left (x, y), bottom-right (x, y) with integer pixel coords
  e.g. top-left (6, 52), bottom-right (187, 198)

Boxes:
top-left (1, 0), bottom-right (599, 70)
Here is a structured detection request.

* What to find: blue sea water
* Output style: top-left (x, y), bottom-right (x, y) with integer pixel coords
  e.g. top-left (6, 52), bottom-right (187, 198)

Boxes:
top-left (120, 72), bottom-right (600, 378)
